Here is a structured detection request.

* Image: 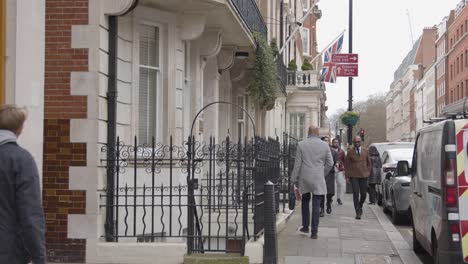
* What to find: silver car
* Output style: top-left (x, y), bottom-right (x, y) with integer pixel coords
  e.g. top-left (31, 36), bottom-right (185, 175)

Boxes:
top-left (381, 148), bottom-right (413, 224)
top-left (369, 142), bottom-right (415, 205)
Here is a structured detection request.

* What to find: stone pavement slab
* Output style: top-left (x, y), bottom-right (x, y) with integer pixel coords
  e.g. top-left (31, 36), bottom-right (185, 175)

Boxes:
top-left (278, 194), bottom-right (402, 264)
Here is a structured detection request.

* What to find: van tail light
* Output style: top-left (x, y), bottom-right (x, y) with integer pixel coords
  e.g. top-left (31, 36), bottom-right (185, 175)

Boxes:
top-left (450, 223), bottom-right (460, 242)
top-left (445, 158), bottom-right (456, 185)
top-left (445, 158), bottom-right (458, 208)
top-left (446, 187), bottom-right (458, 207)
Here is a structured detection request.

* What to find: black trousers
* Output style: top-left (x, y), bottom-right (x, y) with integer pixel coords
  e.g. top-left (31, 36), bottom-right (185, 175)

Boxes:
top-left (368, 183), bottom-right (377, 204)
top-left (320, 194), bottom-right (334, 211)
top-left (350, 178), bottom-right (367, 212)
top-left (301, 193), bottom-right (323, 234)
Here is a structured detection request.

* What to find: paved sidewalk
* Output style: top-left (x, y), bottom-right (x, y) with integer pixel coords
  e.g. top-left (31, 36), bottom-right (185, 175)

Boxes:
top-left (278, 194), bottom-right (408, 264)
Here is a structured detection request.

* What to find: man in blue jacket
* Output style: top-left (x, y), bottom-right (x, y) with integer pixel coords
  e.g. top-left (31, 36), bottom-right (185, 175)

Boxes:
top-left (0, 104), bottom-right (46, 264)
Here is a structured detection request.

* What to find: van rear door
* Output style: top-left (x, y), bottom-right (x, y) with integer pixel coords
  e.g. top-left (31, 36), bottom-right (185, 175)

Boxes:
top-left (456, 120), bottom-right (468, 263)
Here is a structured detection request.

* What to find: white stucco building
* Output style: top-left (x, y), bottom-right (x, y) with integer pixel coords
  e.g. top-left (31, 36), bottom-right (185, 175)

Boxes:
top-left (386, 27), bottom-right (437, 142)
top-left (2, 0), bottom-right (45, 179)
top-left (415, 63), bottom-right (436, 131)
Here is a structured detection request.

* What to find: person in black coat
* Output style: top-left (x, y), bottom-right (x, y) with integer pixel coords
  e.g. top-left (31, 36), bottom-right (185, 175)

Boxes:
top-left (0, 105), bottom-right (46, 264)
top-left (368, 147), bottom-right (382, 205)
top-left (320, 136), bottom-right (338, 216)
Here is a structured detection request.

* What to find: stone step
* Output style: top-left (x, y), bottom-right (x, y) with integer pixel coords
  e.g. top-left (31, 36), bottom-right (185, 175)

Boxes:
top-left (184, 253), bottom-right (249, 264)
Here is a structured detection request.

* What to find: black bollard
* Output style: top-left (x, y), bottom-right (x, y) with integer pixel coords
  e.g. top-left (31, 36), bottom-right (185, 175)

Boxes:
top-left (263, 181), bottom-right (277, 264)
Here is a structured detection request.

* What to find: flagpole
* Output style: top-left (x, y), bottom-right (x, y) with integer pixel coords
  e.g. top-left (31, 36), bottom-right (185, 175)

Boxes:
top-left (278, 0), bottom-right (319, 55)
top-left (347, 0), bottom-right (354, 146)
top-left (309, 29), bottom-right (346, 69)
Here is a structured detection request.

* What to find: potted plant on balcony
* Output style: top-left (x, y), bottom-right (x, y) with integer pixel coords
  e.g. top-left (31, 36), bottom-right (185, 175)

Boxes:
top-left (287, 59), bottom-right (297, 71)
top-left (301, 58), bottom-right (314, 71)
top-left (248, 32), bottom-right (279, 111)
top-left (340, 111), bottom-right (360, 126)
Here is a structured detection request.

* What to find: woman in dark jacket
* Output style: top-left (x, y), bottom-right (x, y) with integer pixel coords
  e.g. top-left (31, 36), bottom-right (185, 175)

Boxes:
top-left (368, 147), bottom-right (382, 204)
top-left (320, 136), bottom-right (338, 215)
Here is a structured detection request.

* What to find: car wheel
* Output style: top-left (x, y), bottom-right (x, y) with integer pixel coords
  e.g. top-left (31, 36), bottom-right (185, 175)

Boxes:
top-left (432, 234), bottom-right (440, 264)
top-left (383, 200), bottom-right (391, 214)
top-left (391, 195), bottom-right (402, 225)
top-left (411, 212), bottom-right (424, 254)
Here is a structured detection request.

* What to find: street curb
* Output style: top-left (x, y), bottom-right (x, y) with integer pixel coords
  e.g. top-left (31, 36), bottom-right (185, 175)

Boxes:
top-left (369, 205), bottom-right (422, 264)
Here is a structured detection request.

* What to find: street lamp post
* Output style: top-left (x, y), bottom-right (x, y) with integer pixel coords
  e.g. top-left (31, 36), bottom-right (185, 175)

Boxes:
top-left (347, 0), bottom-right (354, 146)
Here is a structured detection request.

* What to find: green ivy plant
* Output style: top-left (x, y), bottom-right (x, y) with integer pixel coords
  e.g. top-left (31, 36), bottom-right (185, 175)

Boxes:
top-left (340, 111), bottom-right (360, 126)
top-left (270, 38), bottom-right (279, 56)
top-left (248, 32), bottom-right (279, 111)
top-left (288, 59), bottom-right (298, 71)
top-left (301, 58), bottom-right (314, 71)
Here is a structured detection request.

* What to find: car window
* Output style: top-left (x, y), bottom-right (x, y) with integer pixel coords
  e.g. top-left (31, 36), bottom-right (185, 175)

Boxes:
top-left (382, 153), bottom-right (388, 164)
top-left (386, 149), bottom-right (414, 164)
top-left (418, 130), bottom-right (442, 187)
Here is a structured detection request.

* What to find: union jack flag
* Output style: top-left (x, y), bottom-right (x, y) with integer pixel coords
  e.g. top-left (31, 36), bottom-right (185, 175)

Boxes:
top-left (320, 33), bottom-right (344, 83)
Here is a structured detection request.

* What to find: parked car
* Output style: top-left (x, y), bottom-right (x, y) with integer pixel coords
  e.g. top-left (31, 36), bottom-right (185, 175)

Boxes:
top-left (380, 149), bottom-right (414, 224)
top-left (403, 118), bottom-right (468, 263)
top-left (368, 142), bottom-right (415, 205)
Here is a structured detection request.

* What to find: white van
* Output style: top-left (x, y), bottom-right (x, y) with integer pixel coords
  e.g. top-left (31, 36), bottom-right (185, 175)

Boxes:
top-left (398, 118), bottom-right (468, 263)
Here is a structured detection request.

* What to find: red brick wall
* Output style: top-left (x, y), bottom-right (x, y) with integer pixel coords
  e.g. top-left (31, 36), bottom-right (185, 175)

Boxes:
top-left (44, 0), bottom-right (89, 262)
top-left (447, 6), bottom-right (468, 105)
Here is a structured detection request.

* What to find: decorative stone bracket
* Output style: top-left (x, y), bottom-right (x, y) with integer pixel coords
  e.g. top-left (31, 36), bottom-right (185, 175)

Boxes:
top-left (217, 46), bottom-right (237, 72)
top-left (100, 0), bottom-right (137, 15)
top-left (178, 13), bottom-right (208, 41)
top-left (198, 28), bottom-right (224, 58)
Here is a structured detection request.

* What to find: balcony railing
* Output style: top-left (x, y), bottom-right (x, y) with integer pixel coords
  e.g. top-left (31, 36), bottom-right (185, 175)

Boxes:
top-left (230, 0), bottom-right (268, 39)
top-left (286, 70), bottom-right (321, 90)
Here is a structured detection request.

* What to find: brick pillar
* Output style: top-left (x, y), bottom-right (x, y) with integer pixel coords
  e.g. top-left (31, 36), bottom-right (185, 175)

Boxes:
top-left (44, 0), bottom-right (89, 262)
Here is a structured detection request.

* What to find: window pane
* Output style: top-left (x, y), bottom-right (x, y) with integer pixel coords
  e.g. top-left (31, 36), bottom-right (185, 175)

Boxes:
top-left (302, 29), bottom-right (309, 55)
top-left (138, 67), bottom-right (157, 143)
top-left (139, 25), bottom-right (159, 67)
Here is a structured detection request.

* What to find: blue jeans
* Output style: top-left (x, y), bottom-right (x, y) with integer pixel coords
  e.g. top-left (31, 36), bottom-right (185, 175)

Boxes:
top-left (301, 193), bottom-right (323, 234)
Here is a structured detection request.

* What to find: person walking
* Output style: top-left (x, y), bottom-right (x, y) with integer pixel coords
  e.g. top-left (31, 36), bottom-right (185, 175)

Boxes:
top-left (320, 136), bottom-right (337, 216)
top-left (291, 125), bottom-right (334, 239)
top-left (0, 104), bottom-right (46, 264)
top-left (331, 138), bottom-right (346, 205)
top-left (368, 148), bottom-right (382, 205)
top-left (344, 136), bottom-right (371, 220)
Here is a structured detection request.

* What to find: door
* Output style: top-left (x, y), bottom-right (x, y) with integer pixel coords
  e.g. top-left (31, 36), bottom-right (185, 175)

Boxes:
top-left (456, 120), bottom-right (468, 263)
top-left (412, 133), bottom-right (425, 239)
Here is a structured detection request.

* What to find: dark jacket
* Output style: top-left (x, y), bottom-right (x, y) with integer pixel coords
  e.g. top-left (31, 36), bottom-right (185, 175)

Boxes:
top-left (325, 146), bottom-right (338, 194)
top-left (344, 147), bottom-right (371, 179)
top-left (368, 155), bottom-right (382, 184)
top-left (332, 146), bottom-right (345, 172)
top-left (0, 130), bottom-right (46, 264)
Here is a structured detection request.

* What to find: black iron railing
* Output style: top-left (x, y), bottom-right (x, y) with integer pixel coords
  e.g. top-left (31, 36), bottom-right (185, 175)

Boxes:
top-left (230, 0), bottom-right (267, 39)
top-left (276, 56), bottom-right (287, 94)
top-left (100, 133), bottom-right (297, 255)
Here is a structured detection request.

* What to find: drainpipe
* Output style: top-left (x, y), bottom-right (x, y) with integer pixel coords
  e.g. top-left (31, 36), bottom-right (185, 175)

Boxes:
top-left (105, 0), bottom-right (139, 242)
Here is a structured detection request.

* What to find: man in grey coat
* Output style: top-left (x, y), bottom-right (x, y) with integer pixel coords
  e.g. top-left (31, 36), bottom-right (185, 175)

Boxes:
top-left (291, 125), bottom-right (334, 239)
top-left (0, 104), bottom-right (46, 264)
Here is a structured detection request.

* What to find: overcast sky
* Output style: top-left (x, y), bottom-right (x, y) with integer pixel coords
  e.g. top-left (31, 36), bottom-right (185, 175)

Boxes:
top-left (316, 0), bottom-right (461, 116)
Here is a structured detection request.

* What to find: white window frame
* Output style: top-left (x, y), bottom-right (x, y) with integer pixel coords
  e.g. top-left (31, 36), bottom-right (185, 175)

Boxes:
top-left (237, 95), bottom-right (246, 140)
top-left (134, 20), bottom-right (164, 144)
top-left (302, 0), bottom-right (310, 12)
top-left (302, 28), bottom-right (310, 56)
top-left (289, 113), bottom-right (306, 140)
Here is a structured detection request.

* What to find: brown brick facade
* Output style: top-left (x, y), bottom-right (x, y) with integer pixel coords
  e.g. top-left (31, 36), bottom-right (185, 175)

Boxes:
top-left (447, 7), bottom-right (468, 106)
top-left (44, 0), bottom-right (89, 262)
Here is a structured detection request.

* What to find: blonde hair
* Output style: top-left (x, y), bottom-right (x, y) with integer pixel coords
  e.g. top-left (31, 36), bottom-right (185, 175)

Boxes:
top-left (0, 104), bottom-right (28, 133)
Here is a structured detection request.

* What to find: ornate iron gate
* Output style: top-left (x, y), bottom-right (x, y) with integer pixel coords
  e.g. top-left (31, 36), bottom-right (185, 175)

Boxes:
top-left (101, 133), bottom-right (297, 255)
